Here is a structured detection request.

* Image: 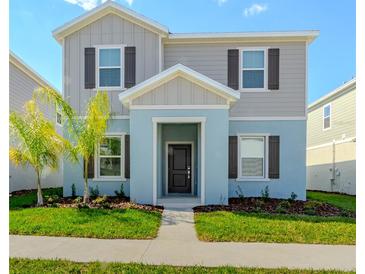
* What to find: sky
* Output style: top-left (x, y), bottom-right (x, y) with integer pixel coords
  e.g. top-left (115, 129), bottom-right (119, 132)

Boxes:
top-left (10, 0), bottom-right (355, 103)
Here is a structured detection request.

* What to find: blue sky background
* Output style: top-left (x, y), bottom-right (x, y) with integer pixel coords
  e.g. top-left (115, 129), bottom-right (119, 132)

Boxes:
top-left (10, 0), bottom-right (355, 103)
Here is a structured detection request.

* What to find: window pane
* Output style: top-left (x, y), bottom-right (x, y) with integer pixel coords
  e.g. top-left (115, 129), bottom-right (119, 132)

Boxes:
top-left (100, 137), bottom-right (121, 156)
top-left (324, 105), bottom-right (331, 117)
top-left (324, 117), bottom-right (330, 129)
top-left (243, 51), bottom-right (264, 68)
top-left (242, 70), bottom-right (264, 88)
top-left (241, 137), bottom-right (264, 177)
top-left (99, 68), bottom-right (121, 87)
top-left (99, 48), bottom-right (120, 67)
top-left (100, 158), bottom-right (121, 176)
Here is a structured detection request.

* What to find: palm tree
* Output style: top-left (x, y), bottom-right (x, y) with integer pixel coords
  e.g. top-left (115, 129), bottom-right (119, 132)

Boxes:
top-left (33, 87), bottom-right (110, 203)
top-left (9, 100), bottom-right (71, 206)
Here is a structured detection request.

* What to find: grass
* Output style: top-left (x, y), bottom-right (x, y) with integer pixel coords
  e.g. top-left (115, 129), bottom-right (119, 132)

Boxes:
top-left (10, 187), bottom-right (63, 209)
top-left (307, 191), bottom-right (356, 212)
top-left (9, 258), bottom-right (354, 274)
top-left (10, 207), bottom-right (161, 239)
top-left (195, 211), bottom-right (355, 245)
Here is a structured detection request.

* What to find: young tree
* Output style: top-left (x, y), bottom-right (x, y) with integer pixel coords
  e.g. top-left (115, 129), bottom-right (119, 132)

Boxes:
top-left (9, 100), bottom-right (71, 206)
top-left (34, 87), bottom-right (110, 203)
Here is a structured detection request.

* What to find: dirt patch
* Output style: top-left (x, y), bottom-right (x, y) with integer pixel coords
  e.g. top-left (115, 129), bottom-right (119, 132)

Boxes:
top-left (194, 197), bottom-right (355, 218)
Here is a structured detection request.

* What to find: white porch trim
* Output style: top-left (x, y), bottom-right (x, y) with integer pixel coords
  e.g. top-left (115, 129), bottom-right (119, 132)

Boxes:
top-left (152, 117), bottom-right (206, 205)
top-left (131, 105), bottom-right (229, 110)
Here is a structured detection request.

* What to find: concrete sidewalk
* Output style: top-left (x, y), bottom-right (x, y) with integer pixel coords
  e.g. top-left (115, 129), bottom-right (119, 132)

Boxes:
top-left (10, 206), bottom-right (356, 271)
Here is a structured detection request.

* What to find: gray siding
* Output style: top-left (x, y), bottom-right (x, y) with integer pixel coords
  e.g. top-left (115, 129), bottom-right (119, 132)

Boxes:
top-left (9, 63), bottom-right (53, 120)
top-left (307, 87), bottom-right (356, 147)
top-left (132, 76), bottom-right (226, 105)
top-left (64, 13), bottom-right (160, 115)
top-left (164, 42), bottom-right (306, 117)
top-left (9, 62), bottom-right (62, 192)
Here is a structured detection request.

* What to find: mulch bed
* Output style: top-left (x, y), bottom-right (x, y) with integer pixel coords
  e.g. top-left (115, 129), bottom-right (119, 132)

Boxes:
top-left (17, 195), bottom-right (163, 213)
top-left (194, 197), bottom-right (355, 218)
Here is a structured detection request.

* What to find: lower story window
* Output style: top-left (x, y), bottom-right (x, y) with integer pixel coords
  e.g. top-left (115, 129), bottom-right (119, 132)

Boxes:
top-left (239, 136), bottom-right (266, 178)
top-left (98, 136), bottom-right (123, 177)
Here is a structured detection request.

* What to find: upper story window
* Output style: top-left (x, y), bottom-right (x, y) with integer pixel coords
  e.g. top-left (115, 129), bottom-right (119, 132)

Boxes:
top-left (56, 112), bottom-right (62, 126)
top-left (323, 104), bottom-right (331, 130)
top-left (239, 136), bottom-right (267, 179)
top-left (240, 49), bottom-right (267, 90)
top-left (98, 136), bottom-right (124, 178)
top-left (97, 47), bottom-right (123, 89)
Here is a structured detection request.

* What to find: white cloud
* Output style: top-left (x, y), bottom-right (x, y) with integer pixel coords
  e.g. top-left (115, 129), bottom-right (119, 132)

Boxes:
top-left (216, 0), bottom-right (228, 6)
top-left (243, 3), bottom-right (268, 17)
top-left (64, 0), bottom-right (98, 11)
top-left (65, 0), bottom-right (132, 11)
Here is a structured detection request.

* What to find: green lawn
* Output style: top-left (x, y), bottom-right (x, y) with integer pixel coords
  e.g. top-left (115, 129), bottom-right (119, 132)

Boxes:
top-left (307, 191), bottom-right (356, 212)
top-left (195, 211), bottom-right (355, 245)
top-left (10, 207), bottom-right (161, 239)
top-left (10, 188), bottom-right (62, 209)
top-left (9, 259), bottom-right (354, 274)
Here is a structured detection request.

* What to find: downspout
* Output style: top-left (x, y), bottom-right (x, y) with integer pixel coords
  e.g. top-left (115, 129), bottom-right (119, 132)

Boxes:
top-left (330, 140), bottom-right (336, 191)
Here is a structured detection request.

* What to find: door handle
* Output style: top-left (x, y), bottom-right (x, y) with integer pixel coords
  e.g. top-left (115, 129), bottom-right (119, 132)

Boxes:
top-left (187, 167), bottom-right (191, 179)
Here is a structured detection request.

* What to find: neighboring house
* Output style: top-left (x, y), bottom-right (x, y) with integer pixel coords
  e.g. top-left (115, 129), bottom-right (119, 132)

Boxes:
top-left (9, 52), bottom-right (63, 192)
top-left (307, 79), bottom-right (356, 195)
top-left (53, 1), bottom-right (318, 205)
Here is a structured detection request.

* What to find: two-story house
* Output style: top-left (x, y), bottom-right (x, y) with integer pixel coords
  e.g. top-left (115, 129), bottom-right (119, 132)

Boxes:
top-left (307, 79), bottom-right (356, 195)
top-left (9, 52), bottom-right (63, 192)
top-left (53, 1), bottom-right (318, 205)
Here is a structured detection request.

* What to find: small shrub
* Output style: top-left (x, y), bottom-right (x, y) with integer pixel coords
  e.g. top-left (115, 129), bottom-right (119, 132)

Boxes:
top-left (261, 186), bottom-right (270, 200)
top-left (235, 185), bottom-right (245, 201)
top-left (289, 192), bottom-right (298, 202)
top-left (73, 197), bottom-right (82, 204)
top-left (254, 199), bottom-right (265, 208)
top-left (45, 194), bottom-right (60, 204)
top-left (303, 208), bottom-right (316, 215)
top-left (71, 184), bottom-right (76, 197)
top-left (89, 185), bottom-right (100, 198)
top-left (278, 200), bottom-right (291, 209)
top-left (252, 207), bottom-right (262, 213)
top-left (304, 200), bottom-right (323, 210)
top-left (303, 200), bottom-right (323, 215)
top-left (94, 195), bottom-right (108, 205)
top-left (77, 203), bottom-right (89, 209)
top-left (275, 206), bottom-right (287, 214)
top-left (114, 184), bottom-right (126, 198)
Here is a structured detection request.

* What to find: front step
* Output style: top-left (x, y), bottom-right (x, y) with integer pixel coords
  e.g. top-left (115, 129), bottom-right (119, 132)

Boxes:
top-left (157, 197), bottom-right (201, 209)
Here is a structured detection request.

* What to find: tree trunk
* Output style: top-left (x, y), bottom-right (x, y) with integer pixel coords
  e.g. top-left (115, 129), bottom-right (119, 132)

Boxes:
top-left (36, 170), bottom-right (43, 206)
top-left (83, 158), bottom-right (89, 203)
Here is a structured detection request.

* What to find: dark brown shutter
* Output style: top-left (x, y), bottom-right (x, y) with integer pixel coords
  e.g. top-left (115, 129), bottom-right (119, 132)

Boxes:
top-left (228, 136), bottom-right (238, 178)
top-left (124, 134), bottom-right (130, 179)
top-left (124, 47), bottom-right (136, 88)
top-left (268, 48), bottom-right (280, 90)
top-left (83, 156), bottom-right (94, 179)
top-left (269, 136), bottom-right (280, 179)
top-left (227, 49), bottom-right (239, 90)
top-left (84, 48), bottom-right (95, 89)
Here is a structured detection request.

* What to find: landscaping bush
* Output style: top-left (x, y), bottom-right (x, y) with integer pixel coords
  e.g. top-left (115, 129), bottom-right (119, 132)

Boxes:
top-left (261, 186), bottom-right (270, 200)
top-left (89, 186), bottom-right (100, 198)
top-left (114, 184), bottom-right (126, 198)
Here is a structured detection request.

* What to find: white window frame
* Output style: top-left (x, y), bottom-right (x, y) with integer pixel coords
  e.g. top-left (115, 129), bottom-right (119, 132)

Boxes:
top-left (96, 45), bottom-right (125, 90)
top-left (237, 133), bottom-right (270, 181)
top-left (95, 133), bottom-right (126, 181)
top-left (323, 103), bottom-right (331, 131)
top-left (238, 47), bottom-right (268, 92)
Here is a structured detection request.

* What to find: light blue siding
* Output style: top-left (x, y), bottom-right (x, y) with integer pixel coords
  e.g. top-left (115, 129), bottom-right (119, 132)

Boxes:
top-left (130, 109), bottom-right (229, 205)
top-left (63, 119), bottom-right (130, 197)
top-left (229, 120), bottom-right (307, 200)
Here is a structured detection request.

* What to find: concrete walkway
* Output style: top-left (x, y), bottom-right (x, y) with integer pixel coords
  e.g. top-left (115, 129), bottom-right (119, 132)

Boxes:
top-left (10, 206), bottom-right (356, 271)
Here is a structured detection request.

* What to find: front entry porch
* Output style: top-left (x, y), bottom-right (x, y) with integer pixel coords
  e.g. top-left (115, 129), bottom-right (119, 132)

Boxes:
top-left (154, 119), bottom-right (204, 205)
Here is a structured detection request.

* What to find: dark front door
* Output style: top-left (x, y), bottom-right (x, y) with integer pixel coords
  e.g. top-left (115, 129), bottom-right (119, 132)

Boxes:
top-left (168, 144), bottom-right (192, 193)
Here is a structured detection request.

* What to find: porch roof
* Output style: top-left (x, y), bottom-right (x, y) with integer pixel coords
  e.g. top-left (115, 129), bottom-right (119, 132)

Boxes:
top-left (119, 64), bottom-right (240, 107)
